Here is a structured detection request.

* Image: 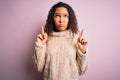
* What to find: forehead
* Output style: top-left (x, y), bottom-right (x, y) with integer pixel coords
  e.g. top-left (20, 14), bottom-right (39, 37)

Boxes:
top-left (54, 7), bottom-right (69, 14)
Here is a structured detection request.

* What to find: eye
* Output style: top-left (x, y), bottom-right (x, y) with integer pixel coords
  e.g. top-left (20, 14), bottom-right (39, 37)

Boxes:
top-left (64, 15), bottom-right (68, 18)
top-left (55, 15), bottom-right (60, 18)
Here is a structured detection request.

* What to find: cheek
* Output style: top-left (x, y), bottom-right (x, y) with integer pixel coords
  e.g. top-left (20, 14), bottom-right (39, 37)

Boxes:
top-left (65, 18), bottom-right (69, 22)
top-left (54, 19), bottom-right (59, 25)
top-left (66, 19), bottom-right (69, 25)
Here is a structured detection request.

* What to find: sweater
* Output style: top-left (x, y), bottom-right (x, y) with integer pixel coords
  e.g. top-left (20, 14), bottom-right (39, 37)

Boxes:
top-left (33, 30), bottom-right (88, 80)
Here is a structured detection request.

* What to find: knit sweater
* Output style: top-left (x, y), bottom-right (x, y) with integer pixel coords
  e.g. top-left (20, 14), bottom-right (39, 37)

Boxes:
top-left (33, 30), bottom-right (88, 80)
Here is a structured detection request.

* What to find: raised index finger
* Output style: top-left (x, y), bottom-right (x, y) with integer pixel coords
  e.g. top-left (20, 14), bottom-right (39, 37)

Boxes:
top-left (80, 29), bottom-right (84, 37)
top-left (42, 26), bottom-right (44, 34)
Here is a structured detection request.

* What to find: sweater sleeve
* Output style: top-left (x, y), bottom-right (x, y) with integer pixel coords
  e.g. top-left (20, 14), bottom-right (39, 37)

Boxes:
top-left (75, 35), bottom-right (88, 75)
top-left (33, 40), bottom-right (46, 72)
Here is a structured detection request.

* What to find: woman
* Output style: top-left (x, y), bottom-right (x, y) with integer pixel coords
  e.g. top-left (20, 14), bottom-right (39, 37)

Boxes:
top-left (33, 2), bottom-right (88, 80)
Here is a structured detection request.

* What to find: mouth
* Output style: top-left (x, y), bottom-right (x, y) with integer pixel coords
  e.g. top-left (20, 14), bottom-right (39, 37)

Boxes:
top-left (59, 24), bottom-right (64, 27)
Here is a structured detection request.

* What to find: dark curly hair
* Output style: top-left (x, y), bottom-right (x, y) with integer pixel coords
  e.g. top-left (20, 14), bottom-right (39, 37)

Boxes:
top-left (45, 2), bottom-right (78, 35)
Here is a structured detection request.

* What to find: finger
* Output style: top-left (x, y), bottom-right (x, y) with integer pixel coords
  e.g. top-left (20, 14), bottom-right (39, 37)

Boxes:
top-left (82, 40), bottom-right (88, 45)
top-left (44, 33), bottom-right (48, 39)
top-left (80, 29), bottom-right (84, 37)
top-left (80, 38), bottom-right (87, 44)
top-left (78, 42), bottom-right (87, 52)
top-left (37, 34), bottom-right (43, 40)
top-left (82, 39), bottom-right (86, 43)
top-left (42, 26), bottom-right (44, 34)
top-left (79, 36), bottom-right (84, 43)
top-left (79, 37), bottom-right (83, 44)
top-left (40, 34), bottom-right (43, 40)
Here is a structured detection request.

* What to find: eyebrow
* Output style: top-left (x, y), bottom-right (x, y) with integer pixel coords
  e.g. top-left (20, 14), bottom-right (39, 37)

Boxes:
top-left (54, 13), bottom-right (69, 15)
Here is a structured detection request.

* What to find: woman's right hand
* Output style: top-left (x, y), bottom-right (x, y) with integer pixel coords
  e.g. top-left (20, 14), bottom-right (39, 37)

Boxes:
top-left (37, 26), bottom-right (48, 44)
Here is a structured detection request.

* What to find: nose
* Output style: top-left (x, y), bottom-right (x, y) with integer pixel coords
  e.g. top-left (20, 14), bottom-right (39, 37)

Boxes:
top-left (59, 17), bottom-right (64, 23)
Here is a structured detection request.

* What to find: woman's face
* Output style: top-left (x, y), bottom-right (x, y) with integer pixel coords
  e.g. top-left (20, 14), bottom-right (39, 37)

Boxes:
top-left (54, 7), bottom-right (69, 32)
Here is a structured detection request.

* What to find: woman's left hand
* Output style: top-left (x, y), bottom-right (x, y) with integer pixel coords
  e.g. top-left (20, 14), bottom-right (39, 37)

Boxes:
top-left (78, 29), bottom-right (88, 54)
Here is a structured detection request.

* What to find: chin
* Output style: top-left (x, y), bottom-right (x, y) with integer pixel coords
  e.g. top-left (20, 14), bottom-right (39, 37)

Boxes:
top-left (60, 27), bottom-right (67, 30)
top-left (58, 28), bottom-right (67, 31)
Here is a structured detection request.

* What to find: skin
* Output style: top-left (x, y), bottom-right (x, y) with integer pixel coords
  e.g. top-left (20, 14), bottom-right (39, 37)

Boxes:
top-left (54, 7), bottom-right (69, 32)
top-left (78, 29), bottom-right (88, 53)
top-left (37, 7), bottom-right (88, 53)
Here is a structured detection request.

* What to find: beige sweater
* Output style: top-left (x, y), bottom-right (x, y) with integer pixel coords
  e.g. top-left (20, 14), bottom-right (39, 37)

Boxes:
top-left (33, 30), bottom-right (88, 80)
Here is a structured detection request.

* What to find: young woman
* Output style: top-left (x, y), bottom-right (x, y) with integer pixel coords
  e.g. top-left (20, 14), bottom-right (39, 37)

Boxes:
top-left (33, 2), bottom-right (88, 80)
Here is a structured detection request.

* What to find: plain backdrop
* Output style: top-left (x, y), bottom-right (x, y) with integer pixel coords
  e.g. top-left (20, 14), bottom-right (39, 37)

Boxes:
top-left (0, 0), bottom-right (120, 80)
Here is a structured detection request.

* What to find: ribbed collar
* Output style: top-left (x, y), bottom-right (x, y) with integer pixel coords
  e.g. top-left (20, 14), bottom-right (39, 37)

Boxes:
top-left (49, 30), bottom-right (73, 38)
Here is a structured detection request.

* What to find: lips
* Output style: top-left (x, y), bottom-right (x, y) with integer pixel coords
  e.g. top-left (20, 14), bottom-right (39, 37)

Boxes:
top-left (59, 24), bottom-right (64, 27)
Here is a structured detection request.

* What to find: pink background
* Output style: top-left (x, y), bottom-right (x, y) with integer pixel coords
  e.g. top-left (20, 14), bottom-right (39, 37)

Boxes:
top-left (0, 0), bottom-right (120, 80)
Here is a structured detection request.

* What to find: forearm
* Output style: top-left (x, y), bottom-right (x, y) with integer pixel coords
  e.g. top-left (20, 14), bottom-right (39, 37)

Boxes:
top-left (76, 41), bottom-right (88, 75)
top-left (33, 41), bottom-right (46, 72)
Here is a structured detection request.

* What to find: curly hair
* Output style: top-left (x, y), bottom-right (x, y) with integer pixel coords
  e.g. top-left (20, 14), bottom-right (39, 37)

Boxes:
top-left (45, 2), bottom-right (78, 35)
